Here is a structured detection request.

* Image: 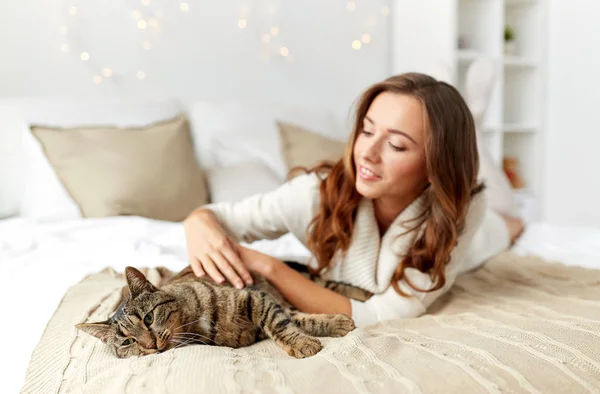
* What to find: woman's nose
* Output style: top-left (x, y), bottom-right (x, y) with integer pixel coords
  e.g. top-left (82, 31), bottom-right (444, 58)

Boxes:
top-left (361, 140), bottom-right (381, 163)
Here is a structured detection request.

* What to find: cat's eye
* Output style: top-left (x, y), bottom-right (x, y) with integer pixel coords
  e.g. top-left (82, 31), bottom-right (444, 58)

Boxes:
top-left (144, 311), bottom-right (154, 326)
top-left (122, 338), bottom-right (136, 346)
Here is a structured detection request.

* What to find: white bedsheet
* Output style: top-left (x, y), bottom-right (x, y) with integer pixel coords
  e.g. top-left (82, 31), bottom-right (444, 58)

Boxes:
top-left (1, 216), bottom-right (599, 393)
top-left (0, 216), bottom-right (310, 394)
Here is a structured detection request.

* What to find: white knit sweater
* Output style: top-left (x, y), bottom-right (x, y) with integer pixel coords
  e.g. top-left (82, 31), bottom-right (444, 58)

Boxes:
top-left (205, 173), bottom-right (505, 327)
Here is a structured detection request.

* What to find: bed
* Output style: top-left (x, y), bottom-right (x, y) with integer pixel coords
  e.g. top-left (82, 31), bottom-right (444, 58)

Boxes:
top-left (2, 98), bottom-right (600, 393)
top-left (2, 216), bottom-right (600, 393)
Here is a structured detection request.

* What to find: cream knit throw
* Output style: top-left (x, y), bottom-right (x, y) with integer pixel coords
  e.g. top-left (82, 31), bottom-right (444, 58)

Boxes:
top-left (21, 252), bottom-right (600, 393)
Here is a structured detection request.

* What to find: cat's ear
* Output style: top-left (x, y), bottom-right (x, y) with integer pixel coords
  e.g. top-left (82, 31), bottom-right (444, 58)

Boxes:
top-left (125, 266), bottom-right (158, 298)
top-left (76, 321), bottom-right (113, 343)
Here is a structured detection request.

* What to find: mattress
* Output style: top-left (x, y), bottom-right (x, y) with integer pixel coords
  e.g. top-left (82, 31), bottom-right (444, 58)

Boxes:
top-left (2, 216), bottom-right (599, 393)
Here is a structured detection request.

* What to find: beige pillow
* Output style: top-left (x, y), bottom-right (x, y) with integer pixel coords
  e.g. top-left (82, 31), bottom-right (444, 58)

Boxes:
top-left (276, 121), bottom-right (346, 179)
top-left (30, 115), bottom-right (208, 222)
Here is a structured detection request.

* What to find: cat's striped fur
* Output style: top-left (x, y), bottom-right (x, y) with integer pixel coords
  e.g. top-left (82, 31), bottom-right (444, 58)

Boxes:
top-left (76, 262), bottom-right (373, 359)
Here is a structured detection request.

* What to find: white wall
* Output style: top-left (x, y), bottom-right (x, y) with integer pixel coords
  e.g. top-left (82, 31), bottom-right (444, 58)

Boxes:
top-left (0, 0), bottom-right (391, 123)
top-left (543, 0), bottom-right (600, 227)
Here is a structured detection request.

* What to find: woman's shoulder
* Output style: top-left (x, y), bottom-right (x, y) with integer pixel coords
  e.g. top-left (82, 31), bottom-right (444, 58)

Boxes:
top-left (275, 171), bottom-right (324, 213)
top-left (279, 171), bottom-right (322, 197)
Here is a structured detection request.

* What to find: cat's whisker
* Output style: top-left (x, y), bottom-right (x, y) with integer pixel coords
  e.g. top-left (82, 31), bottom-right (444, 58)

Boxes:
top-left (172, 318), bottom-right (204, 331)
top-left (169, 338), bottom-right (196, 346)
top-left (167, 319), bottom-right (178, 332)
top-left (170, 337), bottom-right (207, 349)
top-left (169, 338), bottom-right (196, 347)
top-left (174, 331), bottom-right (214, 342)
top-left (172, 333), bottom-right (213, 344)
top-left (172, 332), bottom-right (211, 340)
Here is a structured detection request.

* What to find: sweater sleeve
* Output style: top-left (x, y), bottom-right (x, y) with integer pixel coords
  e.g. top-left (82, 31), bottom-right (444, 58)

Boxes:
top-left (349, 193), bottom-right (489, 327)
top-left (201, 173), bottom-right (321, 244)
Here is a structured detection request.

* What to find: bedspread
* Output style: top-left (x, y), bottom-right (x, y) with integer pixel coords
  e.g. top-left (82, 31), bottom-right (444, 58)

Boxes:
top-left (21, 252), bottom-right (600, 394)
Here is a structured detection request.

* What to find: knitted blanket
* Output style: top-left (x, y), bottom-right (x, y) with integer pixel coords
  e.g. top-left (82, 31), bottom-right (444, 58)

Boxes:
top-left (20, 252), bottom-right (600, 393)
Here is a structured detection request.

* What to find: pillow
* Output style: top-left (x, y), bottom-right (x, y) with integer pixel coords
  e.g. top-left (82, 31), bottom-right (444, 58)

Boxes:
top-left (0, 100), bottom-right (26, 218)
top-left (29, 115), bottom-right (208, 222)
top-left (18, 98), bottom-right (185, 221)
top-left (187, 100), bottom-right (346, 179)
top-left (206, 161), bottom-right (282, 203)
top-left (276, 121), bottom-right (347, 179)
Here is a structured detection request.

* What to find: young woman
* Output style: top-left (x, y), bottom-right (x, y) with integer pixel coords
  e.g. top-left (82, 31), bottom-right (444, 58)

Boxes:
top-left (183, 73), bottom-right (524, 328)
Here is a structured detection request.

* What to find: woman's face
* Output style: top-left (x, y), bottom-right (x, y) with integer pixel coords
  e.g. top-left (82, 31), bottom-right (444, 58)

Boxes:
top-left (353, 92), bottom-right (428, 204)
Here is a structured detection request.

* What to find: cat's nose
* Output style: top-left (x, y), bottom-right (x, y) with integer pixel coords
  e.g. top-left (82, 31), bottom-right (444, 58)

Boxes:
top-left (141, 338), bottom-right (157, 350)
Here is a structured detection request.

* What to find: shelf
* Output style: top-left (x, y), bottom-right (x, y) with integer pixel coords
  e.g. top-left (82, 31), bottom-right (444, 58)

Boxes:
top-left (454, 0), bottom-right (544, 222)
top-left (482, 124), bottom-right (538, 133)
top-left (482, 125), bottom-right (501, 133)
top-left (505, 0), bottom-right (538, 7)
top-left (504, 55), bottom-right (538, 68)
top-left (503, 123), bottom-right (538, 133)
top-left (456, 49), bottom-right (486, 64)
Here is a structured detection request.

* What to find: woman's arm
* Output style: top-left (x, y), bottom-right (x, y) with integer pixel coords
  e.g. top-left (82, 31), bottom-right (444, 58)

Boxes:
top-left (199, 173), bottom-right (321, 244)
top-left (184, 173), bottom-right (320, 287)
top-left (238, 246), bottom-right (352, 316)
top-left (267, 259), bottom-right (352, 316)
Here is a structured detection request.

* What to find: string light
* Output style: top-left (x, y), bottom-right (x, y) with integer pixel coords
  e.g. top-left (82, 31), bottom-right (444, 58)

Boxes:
top-left (59, 2), bottom-right (170, 84)
top-left (242, 4), bottom-right (296, 64)
top-left (238, 19), bottom-right (247, 28)
top-left (180, 3), bottom-right (189, 12)
top-left (343, 3), bottom-right (387, 53)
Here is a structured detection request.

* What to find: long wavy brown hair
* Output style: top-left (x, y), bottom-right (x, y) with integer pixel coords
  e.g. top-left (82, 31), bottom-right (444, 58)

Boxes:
top-left (301, 72), bottom-right (483, 296)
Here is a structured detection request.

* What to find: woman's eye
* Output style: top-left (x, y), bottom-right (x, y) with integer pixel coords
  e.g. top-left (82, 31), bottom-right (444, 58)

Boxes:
top-left (144, 311), bottom-right (154, 326)
top-left (361, 130), bottom-right (373, 136)
top-left (389, 143), bottom-right (406, 152)
top-left (122, 338), bottom-right (136, 346)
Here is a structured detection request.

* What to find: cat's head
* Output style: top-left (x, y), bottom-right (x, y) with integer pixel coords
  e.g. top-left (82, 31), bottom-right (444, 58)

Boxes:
top-left (76, 266), bottom-right (183, 358)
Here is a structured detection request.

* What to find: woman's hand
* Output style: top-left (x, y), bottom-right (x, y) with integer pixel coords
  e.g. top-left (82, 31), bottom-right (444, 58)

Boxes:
top-left (183, 209), bottom-right (254, 289)
top-left (236, 245), bottom-right (280, 279)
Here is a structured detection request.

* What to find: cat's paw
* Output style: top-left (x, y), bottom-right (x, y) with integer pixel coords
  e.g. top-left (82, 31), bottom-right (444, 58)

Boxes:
top-left (329, 315), bottom-right (356, 337)
top-left (285, 335), bottom-right (322, 359)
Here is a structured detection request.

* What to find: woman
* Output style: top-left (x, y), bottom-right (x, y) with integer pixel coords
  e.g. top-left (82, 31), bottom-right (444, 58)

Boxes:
top-left (183, 73), bottom-right (524, 328)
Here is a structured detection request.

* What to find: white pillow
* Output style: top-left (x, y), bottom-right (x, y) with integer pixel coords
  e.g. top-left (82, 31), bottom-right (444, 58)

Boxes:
top-left (0, 100), bottom-right (27, 218)
top-left (206, 160), bottom-right (282, 204)
top-left (188, 100), bottom-right (344, 180)
top-left (17, 98), bottom-right (186, 221)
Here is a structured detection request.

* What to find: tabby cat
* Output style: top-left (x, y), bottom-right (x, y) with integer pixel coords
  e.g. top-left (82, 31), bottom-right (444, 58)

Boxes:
top-left (76, 262), bottom-right (373, 359)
